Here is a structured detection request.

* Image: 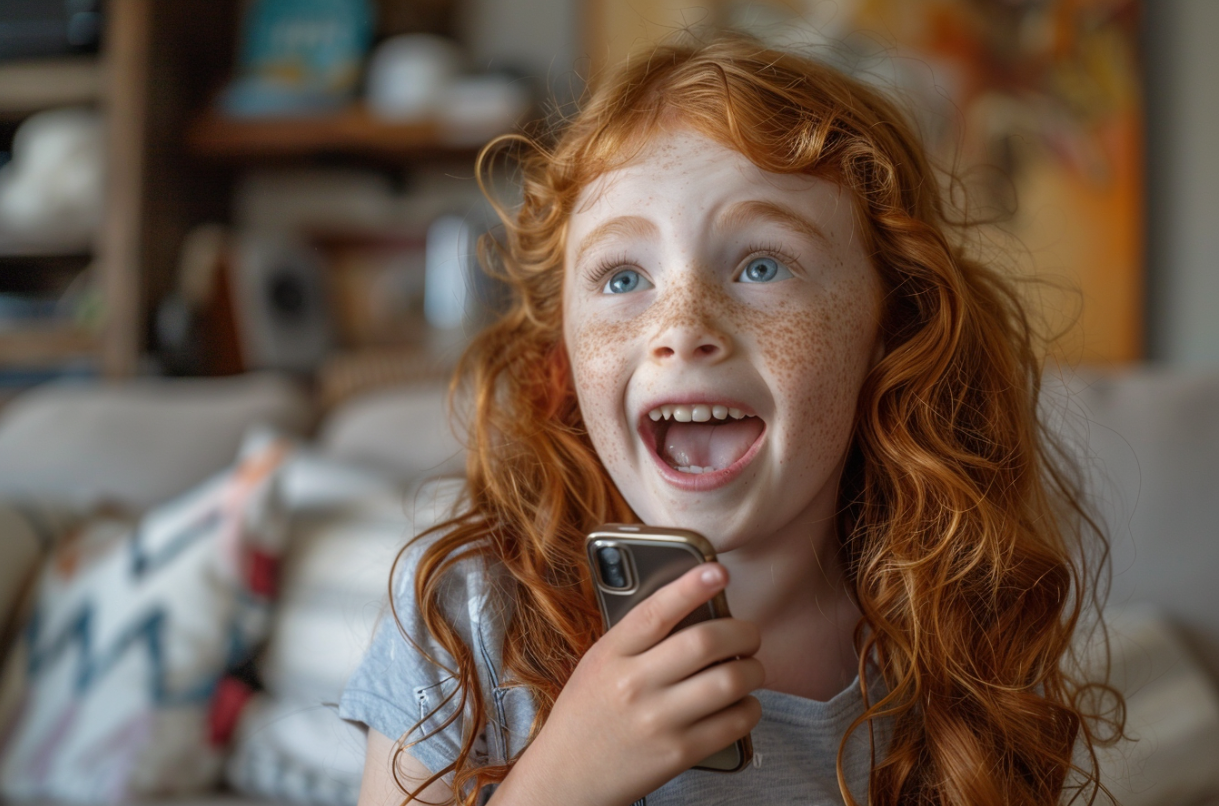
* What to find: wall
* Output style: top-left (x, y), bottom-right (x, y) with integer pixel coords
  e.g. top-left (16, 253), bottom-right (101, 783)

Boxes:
top-left (1145, 0), bottom-right (1219, 366)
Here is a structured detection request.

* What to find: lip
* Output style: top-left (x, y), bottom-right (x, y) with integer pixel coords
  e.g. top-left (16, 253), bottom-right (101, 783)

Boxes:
top-left (635, 394), bottom-right (766, 492)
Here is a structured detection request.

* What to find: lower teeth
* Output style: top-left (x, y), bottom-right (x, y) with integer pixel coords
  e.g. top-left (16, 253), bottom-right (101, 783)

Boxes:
top-left (675, 465), bottom-right (719, 475)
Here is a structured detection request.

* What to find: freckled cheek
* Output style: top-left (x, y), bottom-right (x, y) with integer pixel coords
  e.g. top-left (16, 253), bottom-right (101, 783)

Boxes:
top-left (568, 318), bottom-right (635, 464)
top-left (749, 292), bottom-right (877, 474)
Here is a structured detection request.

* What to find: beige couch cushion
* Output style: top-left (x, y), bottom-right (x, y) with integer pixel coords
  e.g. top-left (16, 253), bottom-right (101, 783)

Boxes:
top-left (317, 382), bottom-right (463, 482)
top-left (0, 374), bottom-right (311, 512)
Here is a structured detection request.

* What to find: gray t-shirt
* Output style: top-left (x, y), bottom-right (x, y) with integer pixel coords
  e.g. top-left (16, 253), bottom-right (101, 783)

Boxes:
top-left (340, 488), bottom-right (890, 804)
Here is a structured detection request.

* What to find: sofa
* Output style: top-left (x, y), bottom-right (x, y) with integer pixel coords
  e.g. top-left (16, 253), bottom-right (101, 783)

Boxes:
top-left (0, 368), bottom-right (1215, 805)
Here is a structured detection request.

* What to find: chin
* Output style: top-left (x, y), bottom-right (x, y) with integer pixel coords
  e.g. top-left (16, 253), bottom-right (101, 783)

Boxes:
top-left (627, 491), bottom-right (754, 551)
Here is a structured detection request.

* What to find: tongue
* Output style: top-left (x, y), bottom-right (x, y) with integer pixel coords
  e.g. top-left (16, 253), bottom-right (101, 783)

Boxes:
top-left (663, 419), bottom-right (764, 470)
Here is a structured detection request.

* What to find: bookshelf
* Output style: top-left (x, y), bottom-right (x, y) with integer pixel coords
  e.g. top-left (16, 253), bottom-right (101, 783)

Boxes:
top-left (2, 0), bottom-right (513, 386)
top-left (0, 0), bottom-right (243, 380)
top-left (0, 2), bottom-right (150, 378)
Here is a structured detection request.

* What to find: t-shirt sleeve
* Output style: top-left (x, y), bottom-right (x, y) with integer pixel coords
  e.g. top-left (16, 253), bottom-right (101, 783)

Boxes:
top-left (338, 480), bottom-right (475, 777)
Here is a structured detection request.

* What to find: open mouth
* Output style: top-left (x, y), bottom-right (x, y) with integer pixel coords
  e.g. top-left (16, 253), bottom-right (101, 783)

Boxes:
top-left (640, 402), bottom-right (765, 477)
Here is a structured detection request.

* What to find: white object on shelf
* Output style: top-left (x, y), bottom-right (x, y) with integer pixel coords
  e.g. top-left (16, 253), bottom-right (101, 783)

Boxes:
top-left (365, 34), bottom-right (462, 122)
top-left (424, 215), bottom-right (471, 330)
top-left (437, 73), bottom-right (531, 146)
top-left (0, 107), bottom-right (104, 253)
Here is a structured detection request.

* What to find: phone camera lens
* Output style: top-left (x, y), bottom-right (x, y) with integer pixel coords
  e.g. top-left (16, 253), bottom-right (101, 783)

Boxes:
top-left (597, 546), bottom-right (629, 589)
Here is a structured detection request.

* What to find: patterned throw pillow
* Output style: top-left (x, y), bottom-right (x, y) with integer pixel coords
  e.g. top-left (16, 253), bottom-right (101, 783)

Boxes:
top-left (0, 429), bottom-right (293, 804)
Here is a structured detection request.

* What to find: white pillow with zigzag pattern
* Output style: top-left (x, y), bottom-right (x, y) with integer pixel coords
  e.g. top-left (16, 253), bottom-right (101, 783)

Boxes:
top-left (0, 429), bottom-right (294, 804)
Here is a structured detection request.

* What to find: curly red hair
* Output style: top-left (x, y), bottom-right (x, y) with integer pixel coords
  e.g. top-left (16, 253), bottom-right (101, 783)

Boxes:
top-left (394, 35), bottom-right (1123, 805)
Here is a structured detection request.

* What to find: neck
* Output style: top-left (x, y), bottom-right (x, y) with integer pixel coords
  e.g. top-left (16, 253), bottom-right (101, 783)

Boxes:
top-left (717, 489), bottom-right (863, 702)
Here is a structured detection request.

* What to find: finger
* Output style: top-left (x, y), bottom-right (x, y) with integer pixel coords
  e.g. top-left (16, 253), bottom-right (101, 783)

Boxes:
top-left (664, 657), bottom-right (766, 725)
top-left (683, 694), bottom-right (763, 766)
top-left (644, 618), bottom-right (761, 682)
top-left (609, 563), bottom-right (728, 656)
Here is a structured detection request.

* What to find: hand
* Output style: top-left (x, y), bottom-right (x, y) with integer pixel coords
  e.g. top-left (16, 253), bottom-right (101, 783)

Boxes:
top-left (491, 563), bottom-right (764, 806)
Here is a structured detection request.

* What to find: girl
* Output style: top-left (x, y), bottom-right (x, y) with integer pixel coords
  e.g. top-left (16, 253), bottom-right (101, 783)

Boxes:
top-left (341, 36), bottom-right (1120, 806)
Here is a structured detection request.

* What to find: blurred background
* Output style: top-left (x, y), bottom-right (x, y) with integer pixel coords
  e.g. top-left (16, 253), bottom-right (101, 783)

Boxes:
top-left (2, 4), bottom-right (1219, 806)
top-left (0, 0), bottom-right (1212, 403)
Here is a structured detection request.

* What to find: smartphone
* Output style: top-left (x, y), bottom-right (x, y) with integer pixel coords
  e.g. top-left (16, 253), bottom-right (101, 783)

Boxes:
top-left (586, 524), bottom-right (754, 773)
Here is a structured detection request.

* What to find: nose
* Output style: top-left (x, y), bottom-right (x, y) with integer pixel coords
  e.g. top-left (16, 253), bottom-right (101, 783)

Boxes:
top-left (649, 309), bottom-right (733, 365)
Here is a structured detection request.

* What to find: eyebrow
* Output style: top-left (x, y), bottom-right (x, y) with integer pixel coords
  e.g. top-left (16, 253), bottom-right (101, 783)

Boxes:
top-left (572, 216), bottom-right (659, 268)
top-left (715, 199), bottom-right (832, 247)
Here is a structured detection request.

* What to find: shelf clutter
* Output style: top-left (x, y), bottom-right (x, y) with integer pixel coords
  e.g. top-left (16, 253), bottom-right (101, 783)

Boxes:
top-left (158, 2), bottom-right (529, 395)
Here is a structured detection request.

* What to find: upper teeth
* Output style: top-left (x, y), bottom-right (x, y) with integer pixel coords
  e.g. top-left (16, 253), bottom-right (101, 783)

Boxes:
top-left (647, 404), bottom-right (752, 422)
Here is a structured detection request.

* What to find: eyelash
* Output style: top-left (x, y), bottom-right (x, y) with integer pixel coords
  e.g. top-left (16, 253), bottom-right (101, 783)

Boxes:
top-left (739, 243), bottom-right (799, 278)
top-left (585, 253), bottom-right (636, 288)
top-left (584, 244), bottom-right (800, 288)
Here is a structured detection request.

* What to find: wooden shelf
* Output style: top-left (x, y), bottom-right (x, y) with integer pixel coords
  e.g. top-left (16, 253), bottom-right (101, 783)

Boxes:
top-left (0, 57), bottom-right (103, 115)
top-left (0, 326), bottom-right (96, 367)
top-left (186, 105), bottom-right (484, 162)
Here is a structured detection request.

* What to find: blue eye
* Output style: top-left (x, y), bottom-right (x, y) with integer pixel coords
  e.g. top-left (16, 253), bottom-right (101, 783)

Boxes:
top-left (603, 269), bottom-right (652, 294)
top-left (739, 256), bottom-right (793, 283)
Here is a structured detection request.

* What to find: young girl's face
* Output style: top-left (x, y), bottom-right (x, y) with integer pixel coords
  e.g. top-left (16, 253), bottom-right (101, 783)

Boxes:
top-left (562, 129), bottom-right (882, 553)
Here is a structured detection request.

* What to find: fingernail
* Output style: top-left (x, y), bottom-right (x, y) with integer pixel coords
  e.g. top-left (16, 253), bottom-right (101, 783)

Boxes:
top-left (701, 566), bottom-right (723, 586)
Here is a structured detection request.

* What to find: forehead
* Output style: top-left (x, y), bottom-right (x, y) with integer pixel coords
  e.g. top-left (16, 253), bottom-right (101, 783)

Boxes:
top-left (565, 129), bottom-right (854, 248)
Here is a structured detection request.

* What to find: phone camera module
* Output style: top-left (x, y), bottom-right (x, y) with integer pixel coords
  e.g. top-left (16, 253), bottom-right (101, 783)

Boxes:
top-left (596, 545), bottom-right (631, 590)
